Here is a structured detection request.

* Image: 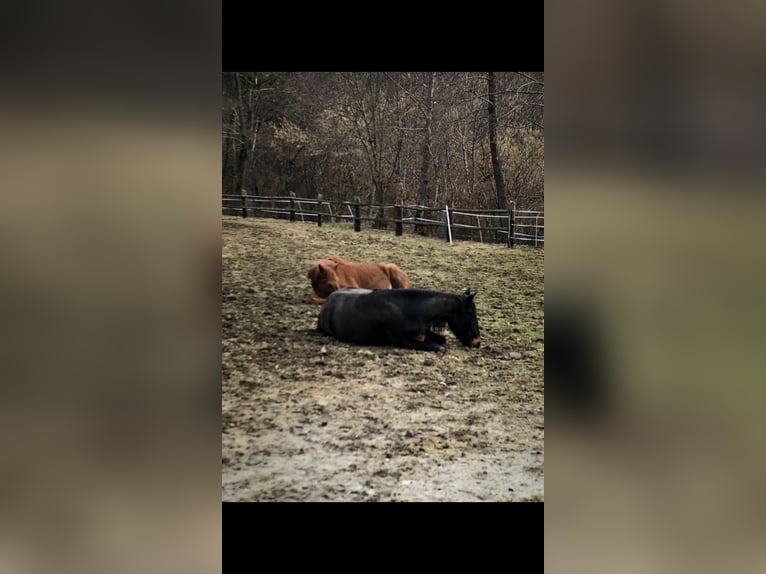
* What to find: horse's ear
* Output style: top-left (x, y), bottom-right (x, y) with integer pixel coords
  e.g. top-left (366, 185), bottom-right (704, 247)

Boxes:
top-left (464, 288), bottom-right (477, 301)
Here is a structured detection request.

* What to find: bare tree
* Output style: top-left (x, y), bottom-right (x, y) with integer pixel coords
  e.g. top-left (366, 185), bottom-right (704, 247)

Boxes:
top-left (487, 71), bottom-right (509, 210)
top-left (415, 72), bottom-right (436, 233)
top-left (342, 73), bottom-right (395, 228)
top-left (222, 72), bottom-right (283, 197)
top-left (225, 73), bottom-right (261, 196)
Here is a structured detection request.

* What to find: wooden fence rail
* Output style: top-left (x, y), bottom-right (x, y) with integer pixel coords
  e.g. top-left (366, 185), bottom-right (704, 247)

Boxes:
top-left (222, 194), bottom-right (543, 248)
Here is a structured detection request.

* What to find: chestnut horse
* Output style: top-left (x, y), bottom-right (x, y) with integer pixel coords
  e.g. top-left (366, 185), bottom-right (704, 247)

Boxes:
top-left (317, 287), bottom-right (481, 352)
top-left (304, 256), bottom-right (410, 304)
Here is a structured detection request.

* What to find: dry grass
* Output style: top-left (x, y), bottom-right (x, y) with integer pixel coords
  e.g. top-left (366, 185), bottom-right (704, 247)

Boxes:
top-left (222, 216), bottom-right (544, 501)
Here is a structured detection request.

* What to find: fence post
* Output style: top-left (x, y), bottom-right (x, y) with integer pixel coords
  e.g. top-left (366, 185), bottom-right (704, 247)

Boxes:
top-left (476, 215), bottom-right (483, 244)
top-left (289, 191), bottom-right (296, 222)
top-left (317, 194), bottom-right (323, 227)
top-left (241, 190), bottom-right (248, 218)
top-left (507, 206), bottom-right (514, 248)
top-left (395, 205), bottom-right (403, 236)
top-left (445, 205), bottom-right (453, 245)
top-left (353, 196), bottom-right (361, 232)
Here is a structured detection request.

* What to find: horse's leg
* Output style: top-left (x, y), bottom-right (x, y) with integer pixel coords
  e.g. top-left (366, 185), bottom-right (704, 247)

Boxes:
top-left (414, 325), bottom-right (446, 345)
top-left (397, 338), bottom-right (442, 352)
top-left (425, 330), bottom-right (446, 345)
top-left (304, 293), bottom-right (326, 304)
top-left (384, 324), bottom-right (442, 352)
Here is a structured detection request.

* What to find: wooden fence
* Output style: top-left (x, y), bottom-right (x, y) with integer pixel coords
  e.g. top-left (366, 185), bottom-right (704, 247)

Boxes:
top-left (222, 193), bottom-right (543, 248)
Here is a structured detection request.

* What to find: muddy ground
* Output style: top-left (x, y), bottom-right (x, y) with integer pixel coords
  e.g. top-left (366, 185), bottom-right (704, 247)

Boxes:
top-left (222, 216), bottom-right (544, 501)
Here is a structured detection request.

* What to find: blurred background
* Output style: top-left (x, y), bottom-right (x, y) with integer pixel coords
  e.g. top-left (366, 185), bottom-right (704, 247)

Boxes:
top-left (0, 1), bottom-right (221, 573)
top-left (546, 0), bottom-right (766, 571)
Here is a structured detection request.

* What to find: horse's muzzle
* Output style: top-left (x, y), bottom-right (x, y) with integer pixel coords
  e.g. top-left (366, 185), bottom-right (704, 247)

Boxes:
top-left (470, 337), bottom-right (481, 348)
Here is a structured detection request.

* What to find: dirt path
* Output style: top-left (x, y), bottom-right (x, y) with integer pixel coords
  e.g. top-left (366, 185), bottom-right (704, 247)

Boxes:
top-left (222, 217), bottom-right (544, 501)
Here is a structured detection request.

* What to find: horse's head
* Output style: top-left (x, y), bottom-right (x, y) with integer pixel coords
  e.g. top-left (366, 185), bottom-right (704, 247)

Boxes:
top-left (307, 259), bottom-right (340, 298)
top-left (449, 289), bottom-right (481, 348)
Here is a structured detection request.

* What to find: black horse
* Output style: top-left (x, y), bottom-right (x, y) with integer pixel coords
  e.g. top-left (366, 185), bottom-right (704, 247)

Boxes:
top-left (317, 287), bottom-right (481, 352)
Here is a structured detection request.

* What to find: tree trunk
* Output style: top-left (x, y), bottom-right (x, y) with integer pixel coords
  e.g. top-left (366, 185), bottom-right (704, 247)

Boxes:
top-left (231, 72), bottom-right (261, 196)
top-left (373, 180), bottom-right (386, 228)
top-left (416, 72), bottom-right (435, 235)
top-left (487, 71), bottom-right (508, 210)
top-left (235, 143), bottom-right (250, 194)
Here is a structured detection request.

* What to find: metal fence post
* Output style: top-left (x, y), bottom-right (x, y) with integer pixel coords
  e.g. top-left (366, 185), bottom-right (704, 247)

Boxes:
top-left (353, 196), bottom-right (361, 232)
top-left (507, 207), bottom-right (514, 248)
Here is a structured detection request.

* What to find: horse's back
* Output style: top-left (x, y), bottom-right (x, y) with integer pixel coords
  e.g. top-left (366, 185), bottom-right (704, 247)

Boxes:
top-left (318, 288), bottom-right (372, 338)
top-left (365, 288), bottom-right (449, 304)
top-left (318, 288), bottom-right (394, 345)
top-left (327, 257), bottom-right (410, 289)
top-left (319, 288), bottom-right (432, 334)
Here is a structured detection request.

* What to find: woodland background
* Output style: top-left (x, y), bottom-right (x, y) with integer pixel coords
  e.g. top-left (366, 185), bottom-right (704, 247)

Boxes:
top-left (222, 72), bottom-right (544, 220)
